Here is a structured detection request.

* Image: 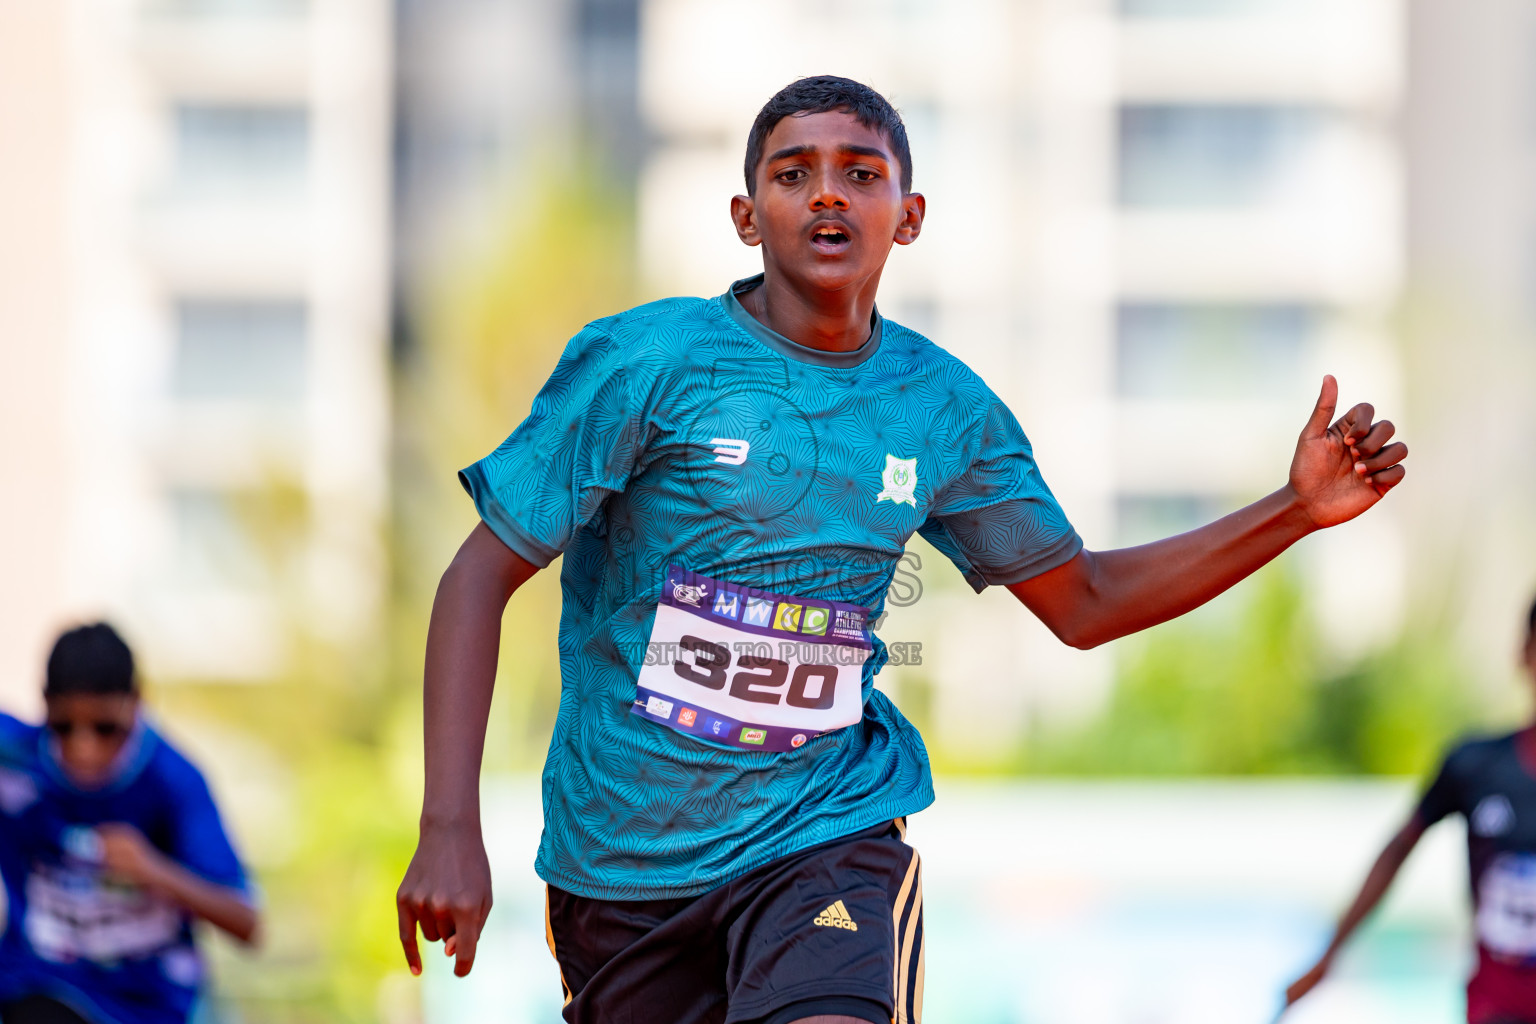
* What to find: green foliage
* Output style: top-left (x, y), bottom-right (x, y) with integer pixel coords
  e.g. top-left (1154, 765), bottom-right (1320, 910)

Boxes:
top-left (1021, 562), bottom-right (1483, 778)
top-left (1314, 634), bottom-right (1486, 775)
top-left (156, 656), bottom-right (420, 1023)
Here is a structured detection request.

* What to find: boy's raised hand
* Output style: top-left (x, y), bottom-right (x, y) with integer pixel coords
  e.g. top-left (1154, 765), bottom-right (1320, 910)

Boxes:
top-left (1288, 375), bottom-right (1408, 529)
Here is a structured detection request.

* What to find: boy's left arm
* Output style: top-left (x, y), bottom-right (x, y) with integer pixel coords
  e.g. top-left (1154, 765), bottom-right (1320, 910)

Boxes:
top-left (1010, 375), bottom-right (1406, 649)
top-left (97, 823), bottom-right (260, 944)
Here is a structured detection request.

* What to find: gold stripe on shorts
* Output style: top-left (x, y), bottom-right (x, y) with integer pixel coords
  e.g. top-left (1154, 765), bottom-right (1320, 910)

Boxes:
top-left (891, 839), bottom-right (923, 1024)
top-left (898, 855), bottom-right (923, 1024)
top-left (544, 886), bottom-right (573, 1006)
top-left (913, 917), bottom-right (925, 1024)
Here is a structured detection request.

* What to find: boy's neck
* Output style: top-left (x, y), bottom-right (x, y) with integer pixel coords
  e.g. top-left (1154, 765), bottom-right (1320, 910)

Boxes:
top-left (738, 265), bottom-right (882, 354)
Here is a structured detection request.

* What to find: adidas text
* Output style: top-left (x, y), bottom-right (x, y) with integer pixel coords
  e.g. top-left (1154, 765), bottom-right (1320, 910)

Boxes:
top-left (813, 900), bottom-right (859, 931)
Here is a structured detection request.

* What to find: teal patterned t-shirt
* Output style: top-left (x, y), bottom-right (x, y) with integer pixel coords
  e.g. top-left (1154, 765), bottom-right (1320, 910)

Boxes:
top-left (460, 276), bottom-right (1082, 899)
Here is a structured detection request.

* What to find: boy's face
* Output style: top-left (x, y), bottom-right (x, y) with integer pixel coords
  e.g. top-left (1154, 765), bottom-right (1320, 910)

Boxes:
top-left (45, 692), bottom-right (138, 787)
top-left (732, 110), bottom-right (924, 296)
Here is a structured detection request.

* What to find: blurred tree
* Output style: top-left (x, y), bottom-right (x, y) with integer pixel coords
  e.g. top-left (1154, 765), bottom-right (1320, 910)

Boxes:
top-left (396, 160), bottom-right (636, 773)
top-left (1015, 560), bottom-right (1485, 778)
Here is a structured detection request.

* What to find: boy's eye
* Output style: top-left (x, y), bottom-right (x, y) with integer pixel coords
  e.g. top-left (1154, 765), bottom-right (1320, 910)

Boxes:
top-left (776, 168), bottom-right (805, 183)
top-left (46, 721), bottom-right (126, 739)
top-left (850, 169), bottom-right (878, 181)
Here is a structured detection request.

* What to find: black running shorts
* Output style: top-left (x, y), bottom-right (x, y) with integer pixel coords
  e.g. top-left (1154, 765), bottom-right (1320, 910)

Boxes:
top-left (544, 819), bottom-right (924, 1024)
top-left (0, 996), bottom-right (94, 1024)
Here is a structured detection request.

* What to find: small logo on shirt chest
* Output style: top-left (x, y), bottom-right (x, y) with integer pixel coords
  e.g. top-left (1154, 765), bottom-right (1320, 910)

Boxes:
top-left (1474, 794), bottom-right (1516, 837)
top-left (710, 438), bottom-right (750, 465)
top-left (876, 454), bottom-right (919, 507)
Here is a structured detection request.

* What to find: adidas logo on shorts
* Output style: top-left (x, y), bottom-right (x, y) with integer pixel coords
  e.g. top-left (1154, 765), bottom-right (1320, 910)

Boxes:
top-left (813, 900), bottom-right (858, 931)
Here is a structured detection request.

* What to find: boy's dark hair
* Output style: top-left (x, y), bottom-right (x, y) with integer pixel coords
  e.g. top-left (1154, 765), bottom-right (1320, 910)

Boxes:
top-left (45, 623), bottom-right (137, 697)
top-left (1528, 594), bottom-right (1536, 643)
top-left (744, 76), bottom-right (913, 195)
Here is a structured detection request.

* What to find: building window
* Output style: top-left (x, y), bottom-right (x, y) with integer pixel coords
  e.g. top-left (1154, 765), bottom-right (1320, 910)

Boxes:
top-left (577, 0), bottom-right (638, 38)
top-left (148, 0), bottom-right (307, 16)
top-left (1116, 302), bottom-right (1314, 400)
top-left (1117, 104), bottom-right (1318, 208)
top-left (175, 104), bottom-right (309, 189)
top-left (1118, 0), bottom-right (1275, 16)
top-left (173, 300), bottom-right (307, 402)
top-left (1116, 493), bottom-right (1229, 547)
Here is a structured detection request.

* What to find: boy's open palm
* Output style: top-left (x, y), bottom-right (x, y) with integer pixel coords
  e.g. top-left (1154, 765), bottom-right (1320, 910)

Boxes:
top-left (1289, 375), bottom-right (1407, 529)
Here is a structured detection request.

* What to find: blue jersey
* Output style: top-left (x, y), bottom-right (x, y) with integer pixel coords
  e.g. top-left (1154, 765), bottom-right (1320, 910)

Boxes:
top-left (460, 276), bottom-right (1081, 899)
top-left (0, 713), bottom-right (249, 1024)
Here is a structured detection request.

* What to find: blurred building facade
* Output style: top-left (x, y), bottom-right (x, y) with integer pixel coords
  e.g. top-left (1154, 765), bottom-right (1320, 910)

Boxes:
top-left (0, 0), bottom-right (391, 708)
top-left (392, 0), bottom-right (640, 329)
top-left (637, 0), bottom-right (1409, 755)
top-left (1401, 0), bottom-right (1536, 685)
top-left (3, 0), bottom-right (1531, 732)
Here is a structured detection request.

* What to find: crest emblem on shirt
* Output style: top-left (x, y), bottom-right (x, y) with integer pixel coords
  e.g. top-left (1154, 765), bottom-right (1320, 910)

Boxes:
top-left (1473, 794), bottom-right (1516, 837)
top-left (876, 454), bottom-right (919, 507)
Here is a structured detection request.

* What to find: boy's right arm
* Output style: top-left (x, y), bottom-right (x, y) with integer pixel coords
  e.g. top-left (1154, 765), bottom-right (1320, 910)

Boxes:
top-left (1283, 814), bottom-right (1427, 1008)
top-left (397, 522), bottom-right (539, 979)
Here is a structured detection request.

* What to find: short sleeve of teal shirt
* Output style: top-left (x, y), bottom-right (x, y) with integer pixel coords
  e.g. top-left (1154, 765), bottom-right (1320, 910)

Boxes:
top-left (459, 324), bottom-right (648, 566)
top-left (918, 397), bottom-right (1082, 592)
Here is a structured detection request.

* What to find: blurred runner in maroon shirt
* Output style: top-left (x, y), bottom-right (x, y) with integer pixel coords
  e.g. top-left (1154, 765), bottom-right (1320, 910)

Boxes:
top-left (1286, 596), bottom-right (1536, 1024)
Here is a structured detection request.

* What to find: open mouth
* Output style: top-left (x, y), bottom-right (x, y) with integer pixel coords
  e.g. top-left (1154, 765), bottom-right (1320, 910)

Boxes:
top-left (810, 224), bottom-right (852, 254)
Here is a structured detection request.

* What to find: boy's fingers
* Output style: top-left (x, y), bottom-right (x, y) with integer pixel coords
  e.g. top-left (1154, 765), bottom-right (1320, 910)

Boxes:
top-left (1370, 464), bottom-right (1406, 493)
top-left (1351, 418), bottom-right (1395, 458)
top-left (452, 915), bottom-right (482, 977)
top-left (1300, 375), bottom-right (1338, 440)
top-left (432, 908), bottom-right (457, 947)
top-left (1332, 402), bottom-right (1375, 445)
top-left (1357, 441), bottom-right (1407, 474)
top-left (397, 901), bottom-right (422, 976)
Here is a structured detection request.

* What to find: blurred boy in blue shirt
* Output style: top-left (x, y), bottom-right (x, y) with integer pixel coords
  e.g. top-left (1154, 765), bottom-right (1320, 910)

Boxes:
top-left (0, 624), bottom-right (259, 1024)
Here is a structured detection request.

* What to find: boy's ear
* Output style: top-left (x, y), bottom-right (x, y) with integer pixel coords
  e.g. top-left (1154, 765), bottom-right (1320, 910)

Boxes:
top-left (893, 192), bottom-right (925, 246)
top-left (730, 194), bottom-right (762, 247)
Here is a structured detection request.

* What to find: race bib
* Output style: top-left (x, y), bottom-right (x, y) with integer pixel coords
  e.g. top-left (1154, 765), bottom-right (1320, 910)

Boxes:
top-left (1477, 852), bottom-right (1536, 962)
top-left (632, 566), bottom-right (873, 752)
top-left (24, 860), bottom-right (181, 964)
